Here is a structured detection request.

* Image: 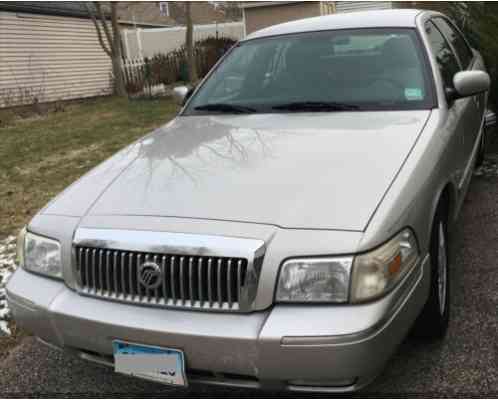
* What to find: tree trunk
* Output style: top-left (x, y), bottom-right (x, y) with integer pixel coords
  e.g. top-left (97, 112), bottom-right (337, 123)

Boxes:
top-left (112, 56), bottom-right (126, 97)
top-left (110, 3), bottom-right (126, 97)
top-left (185, 2), bottom-right (198, 83)
top-left (87, 2), bottom-right (127, 97)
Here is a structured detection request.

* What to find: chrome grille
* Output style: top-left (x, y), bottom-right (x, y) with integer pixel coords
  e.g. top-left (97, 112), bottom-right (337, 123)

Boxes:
top-left (75, 247), bottom-right (248, 311)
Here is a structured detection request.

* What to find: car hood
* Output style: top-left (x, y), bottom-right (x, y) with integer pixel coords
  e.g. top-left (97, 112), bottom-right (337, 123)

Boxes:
top-left (43, 111), bottom-right (430, 231)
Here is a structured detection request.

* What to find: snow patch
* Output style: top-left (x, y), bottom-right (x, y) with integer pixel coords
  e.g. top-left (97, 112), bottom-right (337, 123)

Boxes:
top-left (0, 235), bottom-right (17, 336)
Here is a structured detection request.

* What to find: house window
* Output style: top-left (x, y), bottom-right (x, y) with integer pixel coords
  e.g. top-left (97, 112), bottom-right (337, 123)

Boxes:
top-left (159, 2), bottom-right (169, 17)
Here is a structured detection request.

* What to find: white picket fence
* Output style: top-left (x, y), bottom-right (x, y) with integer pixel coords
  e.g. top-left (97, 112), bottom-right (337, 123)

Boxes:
top-left (122, 57), bottom-right (171, 97)
top-left (122, 58), bottom-right (146, 82)
top-left (122, 21), bottom-right (244, 59)
top-left (121, 58), bottom-right (155, 96)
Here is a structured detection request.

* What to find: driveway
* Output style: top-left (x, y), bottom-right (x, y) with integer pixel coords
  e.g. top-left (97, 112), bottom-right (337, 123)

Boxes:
top-left (1, 155), bottom-right (498, 397)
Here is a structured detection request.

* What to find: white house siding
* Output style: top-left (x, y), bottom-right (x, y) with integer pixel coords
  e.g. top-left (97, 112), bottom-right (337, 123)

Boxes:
top-left (0, 11), bottom-right (112, 108)
top-left (335, 1), bottom-right (393, 13)
top-left (122, 22), bottom-right (245, 59)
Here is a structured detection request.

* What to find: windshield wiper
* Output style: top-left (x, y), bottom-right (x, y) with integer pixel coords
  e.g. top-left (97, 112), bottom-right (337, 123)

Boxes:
top-left (272, 101), bottom-right (360, 112)
top-left (194, 103), bottom-right (256, 114)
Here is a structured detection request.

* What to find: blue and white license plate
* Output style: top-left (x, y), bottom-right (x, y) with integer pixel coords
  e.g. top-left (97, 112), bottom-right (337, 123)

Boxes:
top-left (113, 340), bottom-right (187, 387)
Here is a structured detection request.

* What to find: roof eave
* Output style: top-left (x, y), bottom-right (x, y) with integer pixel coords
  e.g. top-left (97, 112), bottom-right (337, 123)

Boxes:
top-left (241, 1), bottom-right (306, 10)
top-left (0, 2), bottom-right (109, 19)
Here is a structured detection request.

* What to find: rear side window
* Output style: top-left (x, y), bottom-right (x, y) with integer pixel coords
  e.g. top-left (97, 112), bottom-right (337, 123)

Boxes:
top-left (425, 21), bottom-right (460, 89)
top-left (433, 17), bottom-right (474, 69)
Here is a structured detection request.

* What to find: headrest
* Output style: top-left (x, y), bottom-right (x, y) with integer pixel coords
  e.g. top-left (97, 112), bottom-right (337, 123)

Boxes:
top-left (380, 36), bottom-right (419, 68)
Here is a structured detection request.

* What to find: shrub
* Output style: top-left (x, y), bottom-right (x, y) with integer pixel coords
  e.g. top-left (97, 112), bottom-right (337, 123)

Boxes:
top-left (123, 36), bottom-right (237, 96)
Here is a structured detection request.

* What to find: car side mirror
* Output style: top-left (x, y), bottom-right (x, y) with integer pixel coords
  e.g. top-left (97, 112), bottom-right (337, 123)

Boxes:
top-left (172, 86), bottom-right (195, 106)
top-left (452, 70), bottom-right (490, 99)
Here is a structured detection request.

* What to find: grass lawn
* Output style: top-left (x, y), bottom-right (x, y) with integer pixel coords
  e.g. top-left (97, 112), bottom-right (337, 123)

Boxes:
top-left (0, 96), bottom-right (179, 239)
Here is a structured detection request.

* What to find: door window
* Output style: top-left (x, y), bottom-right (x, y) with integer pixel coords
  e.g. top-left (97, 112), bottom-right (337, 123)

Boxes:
top-left (433, 17), bottom-right (474, 69)
top-left (425, 21), bottom-right (460, 89)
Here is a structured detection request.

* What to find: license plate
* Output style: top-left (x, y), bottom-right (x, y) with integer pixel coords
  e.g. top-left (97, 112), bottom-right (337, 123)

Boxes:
top-left (113, 340), bottom-right (187, 387)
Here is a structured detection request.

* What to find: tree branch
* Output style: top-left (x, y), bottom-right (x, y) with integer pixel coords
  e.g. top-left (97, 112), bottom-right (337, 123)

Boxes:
top-left (85, 2), bottom-right (111, 56)
top-left (94, 2), bottom-right (114, 54)
top-left (110, 3), bottom-right (122, 58)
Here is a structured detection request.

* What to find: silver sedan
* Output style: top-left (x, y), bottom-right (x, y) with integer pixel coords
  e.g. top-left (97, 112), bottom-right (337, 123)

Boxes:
top-left (7, 8), bottom-right (495, 393)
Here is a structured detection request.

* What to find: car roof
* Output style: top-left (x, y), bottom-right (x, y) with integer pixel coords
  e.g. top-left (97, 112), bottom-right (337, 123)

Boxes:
top-left (244, 9), bottom-right (425, 41)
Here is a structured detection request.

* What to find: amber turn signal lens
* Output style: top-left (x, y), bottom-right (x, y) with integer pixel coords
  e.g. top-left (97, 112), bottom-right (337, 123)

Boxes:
top-left (388, 253), bottom-right (402, 276)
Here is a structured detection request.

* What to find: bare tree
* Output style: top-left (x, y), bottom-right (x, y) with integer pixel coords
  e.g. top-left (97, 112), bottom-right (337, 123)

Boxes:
top-left (185, 2), bottom-right (198, 83)
top-left (86, 2), bottom-right (127, 97)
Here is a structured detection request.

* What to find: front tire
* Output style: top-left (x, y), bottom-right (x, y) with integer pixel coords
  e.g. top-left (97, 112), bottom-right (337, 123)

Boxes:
top-left (413, 206), bottom-right (450, 340)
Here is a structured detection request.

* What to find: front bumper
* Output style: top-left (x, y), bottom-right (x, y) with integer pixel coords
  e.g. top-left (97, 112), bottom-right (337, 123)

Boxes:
top-left (6, 255), bottom-right (429, 393)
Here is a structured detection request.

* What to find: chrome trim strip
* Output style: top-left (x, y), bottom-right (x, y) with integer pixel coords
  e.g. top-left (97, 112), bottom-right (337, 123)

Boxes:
top-left (36, 337), bottom-right (63, 352)
top-left (197, 258), bottom-right (203, 305)
top-left (73, 228), bottom-right (265, 259)
top-left (170, 255), bottom-right (176, 302)
top-left (78, 351), bottom-right (114, 368)
top-left (287, 381), bottom-right (358, 394)
top-left (207, 258), bottom-right (213, 307)
top-left (217, 259), bottom-right (222, 306)
top-left (227, 259), bottom-right (233, 308)
top-left (188, 257), bottom-right (194, 305)
top-left (179, 256), bottom-right (185, 304)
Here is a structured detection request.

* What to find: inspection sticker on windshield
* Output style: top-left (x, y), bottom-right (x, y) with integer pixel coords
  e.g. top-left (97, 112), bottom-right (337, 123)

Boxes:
top-left (405, 88), bottom-right (423, 101)
top-left (113, 340), bottom-right (187, 387)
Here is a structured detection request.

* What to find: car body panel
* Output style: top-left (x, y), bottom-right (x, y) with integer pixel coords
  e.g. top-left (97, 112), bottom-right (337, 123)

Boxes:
top-left (41, 135), bottom-right (149, 217)
top-left (84, 111), bottom-right (430, 231)
top-left (6, 253), bottom-right (430, 391)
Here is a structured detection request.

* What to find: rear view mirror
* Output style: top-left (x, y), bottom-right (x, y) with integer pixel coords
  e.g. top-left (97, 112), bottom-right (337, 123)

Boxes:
top-left (332, 36), bottom-right (351, 45)
top-left (453, 70), bottom-right (490, 98)
top-left (172, 86), bottom-right (195, 106)
top-left (172, 86), bottom-right (189, 105)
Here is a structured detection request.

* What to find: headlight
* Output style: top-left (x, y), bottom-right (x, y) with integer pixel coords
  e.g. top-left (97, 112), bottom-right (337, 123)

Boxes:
top-left (276, 257), bottom-right (352, 303)
top-left (275, 229), bottom-right (419, 304)
top-left (22, 231), bottom-right (63, 279)
top-left (350, 229), bottom-right (419, 303)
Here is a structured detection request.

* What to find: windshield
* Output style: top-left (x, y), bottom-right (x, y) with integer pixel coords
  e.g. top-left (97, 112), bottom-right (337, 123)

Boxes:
top-left (184, 28), bottom-right (434, 115)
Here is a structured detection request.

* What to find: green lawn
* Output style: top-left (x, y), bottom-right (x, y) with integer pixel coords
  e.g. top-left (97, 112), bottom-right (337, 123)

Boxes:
top-left (0, 96), bottom-right (179, 239)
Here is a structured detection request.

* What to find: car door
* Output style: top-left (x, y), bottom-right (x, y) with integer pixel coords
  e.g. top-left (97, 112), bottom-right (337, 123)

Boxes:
top-left (425, 20), bottom-right (475, 191)
top-left (432, 17), bottom-right (484, 163)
